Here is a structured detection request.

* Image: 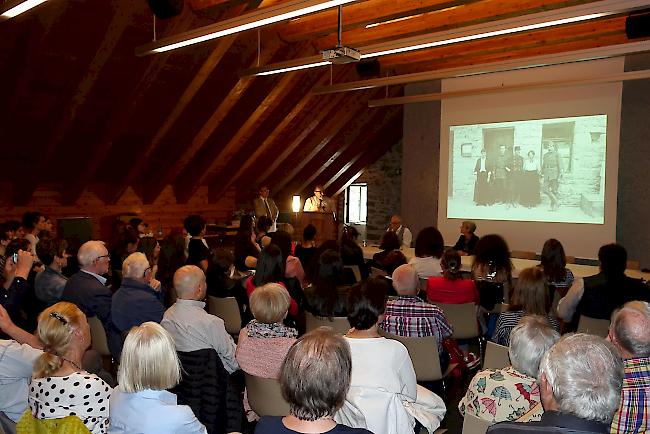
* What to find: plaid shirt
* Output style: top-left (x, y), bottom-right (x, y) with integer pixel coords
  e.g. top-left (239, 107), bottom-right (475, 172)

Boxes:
top-left (611, 356), bottom-right (650, 434)
top-left (379, 295), bottom-right (453, 354)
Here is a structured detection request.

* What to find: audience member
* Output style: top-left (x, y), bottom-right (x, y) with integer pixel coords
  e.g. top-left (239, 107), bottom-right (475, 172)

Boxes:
top-left (386, 215), bottom-right (412, 249)
top-left (256, 216), bottom-right (273, 249)
top-left (3, 220), bottom-right (21, 241)
top-left (108, 322), bottom-right (207, 434)
top-left (205, 248), bottom-right (249, 320)
top-left (471, 234), bottom-right (513, 311)
top-left (111, 252), bottom-right (164, 357)
top-left (493, 267), bottom-right (560, 346)
top-left (234, 215), bottom-right (260, 271)
top-left (34, 238), bottom-right (69, 306)
top-left (236, 283), bottom-right (297, 379)
top-left (184, 215), bottom-right (209, 272)
top-left (255, 328), bottom-right (372, 434)
top-left (137, 236), bottom-right (160, 277)
top-left (253, 186), bottom-right (279, 233)
top-left (1, 241), bottom-right (34, 324)
top-left (487, 334), bottom-right (623, 434)
top-left (371, 231), bottom-right (406, 274)
top-left (294, 224), bottom-right (317, 271)
top-left (270, 230), bottom-right (306, 288)
top-left (608, 301), bottom-right (650, 433)
top-left (21, 211), bottom-right (46, 257)
top-left (161, 265), bottom-right (238, 374)
top-left (0, 225), bottom-right (10, 272)
top-left (340, 226), bottom-right (368, 281)
top-left (408, 226), bottom-right (445, 279)
top-left (380, 264), bottom-right (453, 369)
top-left (460, 316), bottom-right (559, 423)
top-left (303, 249), bottom-right (350, 318)
top-left (453, 221), bottom-right (479, 256)
top-left (557, 243), bottom-right (650, 324)
top-left (127, 217), bottom-right (149, 237)
top-left (246, 244), bottom-right (299, 317)
top-left (427, 249), bottom-right (479, 304)
top-left (26, 302), bottom-right (112, 434)
top-left (108, 223), bottom-right (139, 286)
top-left (539, 238), bottom-right (574, 302)
top-left (156, 227), bottom-right (187, 291)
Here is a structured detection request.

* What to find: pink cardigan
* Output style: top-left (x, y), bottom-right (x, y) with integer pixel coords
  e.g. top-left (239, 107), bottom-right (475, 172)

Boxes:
top-left (235, 327), bottom-right (296, 379)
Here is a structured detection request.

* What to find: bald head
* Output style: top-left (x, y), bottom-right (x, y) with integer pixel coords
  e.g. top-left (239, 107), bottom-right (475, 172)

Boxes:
top-left (610, 301), bottom-right (650, 358)
top-left (173, 265), bottom-right (206, 300)
top-left (392, 264), bottom-right (418, 295)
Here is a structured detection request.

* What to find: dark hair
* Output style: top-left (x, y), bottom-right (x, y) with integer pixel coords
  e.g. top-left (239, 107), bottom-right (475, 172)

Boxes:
top-left (137, 237), bottom-right (159, 265)
top-left (256, 216), bottom-right (272, 233)
top-left (306, 240), bottom-right (340, 282)
top-left (471, 234), bottom-right (513, 286)
top-left (238, 215), bottom-right (254, 234)
top-left (22, 211), bottom-right (44, 231)
top-left (509, 267), bottom-right (550, 315)
top-left (303, 224), bottom-right (317, 242)
top-left (281, 328), bottom-right (351, 421)
top-left (414, 226), bottom-right (444, 258)
top-left (340, 226), bottom-right (359, 245)
top-left (347, 277), bottom-right (389, 330)
top-left (4, 220), bottom-right (21, 233)
top-left (540, 239), bottom-right (567, 282)
top-left (441, 249), bottom-right (462, 281)
top-left (183, 215), bottom-right (206, 237)
top-left (311, 250), bottom-right (344, 316)
top-left (6, 238), bottom-right (31, 257)
top-left (129, 218), bottom-right (143, 230)
top-left (270, 230), bottom-right (293, 265)
top-left (211, 248), bottom-right (234, 272)
top-left (36, 238), bottom-right (68, 267)
top-left (598, 243), bottom-right (627, 276)
top-left (156, 228), bottom-right (187, 289)
top-left (253, 244), bottom-right (284, 287)
top-left (379, 231), bottom-right (401, 251)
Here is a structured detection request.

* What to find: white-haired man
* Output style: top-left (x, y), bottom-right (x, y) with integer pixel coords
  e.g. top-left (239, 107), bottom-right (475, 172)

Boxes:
top-left (111, 252), bottom-right (164, 358)
top-left (379, 264), bottom-right (453, 369)
top-left (161, 265), bottom-right (238, 373)
top-left (386, 215), bottom-right (412, 249)
top-left (608, 301), bottom-right (650, 433)
top-left (488, 333), bottom-right (624, 434)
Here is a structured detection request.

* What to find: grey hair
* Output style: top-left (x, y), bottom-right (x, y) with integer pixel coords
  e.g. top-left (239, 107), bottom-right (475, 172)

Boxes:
top-left (509, 315), bottom-right (559, 377)
top-left (610, 301), bottom-right (650, 357)
top-left (538, 333), bottom-right (623, 424)
top-left (391, 264), bottom-right (418, 295)
top-left (462, 221), bottom-right (477, 233)
top-left (122, 252), bottom-right (150, 279)
top-left (77, 240), bottom-right (107, 267)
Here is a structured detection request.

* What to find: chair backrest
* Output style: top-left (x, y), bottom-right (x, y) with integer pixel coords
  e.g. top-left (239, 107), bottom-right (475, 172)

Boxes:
top-left (87, 316), bottom-right (110, 357)
top-left (483, 341), bottom-right (510, 370)
top-left (207, 296), bottom-right (242, 335)
top-left (244, 373), bottom-right (290, 417)
top-left (380, 331), bottom-right (443, 382)
top-left (304, 312), bottom-right (350, 335)
top-left (510, 250), bottom-right (536, 260)
top-left (577, 315), bottom-right (610, 337)
top-left (370, 267), bottom-right (387, 278)
top-left (437, 303), bottom-right (480, 340)
top-left (343, 265), bottom-right (361, 283)
top-left (462, 412), bottom-right (493, 434)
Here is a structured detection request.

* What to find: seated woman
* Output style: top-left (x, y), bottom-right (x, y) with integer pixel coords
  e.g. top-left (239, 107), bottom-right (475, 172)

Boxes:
top-left (303, 249), bottom-right (350, 318)
top-left (427, 249), bottom-right (479, 305)
top-left (337, 278), bottom-right (419, 434)
top-left (25, 302), bottom-right (112, 434)
top-left (255, 328), bottom-right (371, 434)
top-left (452, 221), bottom-right (479, 256)
top-left (340, 227), bottom-right (368, 281)
top-left (539, 238), bottom-right (574, 298)
top-left (371, 231), bottom-right (406, 274)
top-left (245, 244), bottom-right (298, 317)
top-left (408, 227), bottom-right (445, 279)
top-left (459, 316), bottom-right (559, 422)
top-left (294, 224), bottom-right (317, 270)
top-left (270, 230), bottom-right (306, 289)
top-left (137, 236), bottom-right (161, 279)
top-left (492, 267), bottom-right (561, 346)
top-left (256, 216), bottom-right (273, 250)
top-left (236, 283), bottom-right (298, 379)
top-left (471, 234), bottom-right (513, 312)
top-left (108, 322), bottom-right (207, 434)
top-left (34, 237), bottom-right (69, 306)
top-left (234, 215), bottom-right (260, 271)
top-left (206, 248), bottom-right (249, 321)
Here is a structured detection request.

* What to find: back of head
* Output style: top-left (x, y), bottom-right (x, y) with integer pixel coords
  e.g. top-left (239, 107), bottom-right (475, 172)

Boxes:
top-left (137, 237), bottom-right (159, 264)
top-left (77, 240), bottom-right (107, 268)
top-left (340, 226), bottom-right (359, 245)
top-left (281, 328), bottom-right (351, 421)
top-left (270, 230), bottom-right (293, 262)
top-left (540, 239), bottom-right (567, 282)
top-left (173, 265), bottom-right (205, 299)
top-left (610, 301), bottom-right (650, 358)
top-left (183, 214), bottom-right (206, 237)
top-left (256, 216), bottom-right (272, 233)
top-left (303, 224), bottom-right (317, 242)
top-left (209, 248), bottom-right (234, 276)
top-left (414, 226), bottom-right (444, 258)
top-left (379, 231), bottom-right (401, 251)
top-left (318, 249), bottom-right (343, 280)
top-left (122, 252), bottom-right (150, 279)
top-left (441, 249), bottom-right (462, 281)
top-left (509, 315), bottom-right (559, 377)
top-left (239, 215), bottom-right (254, 234)
top-left (22, 211), bottom-right (43, 231)
top-left (347, 277), bottom-right (389, 330)
top-left (34, 302), bottom-right (86, 378)
top-left (539, 333), bottom-right (623, 424)
top-left (36, 237), bottom-right (68, 267)
top-left (391, 264), bottom-right (418, 295)
top-left (253, 244), bottom-right (284, 286)
top-left (6, 238), bottom-right (31, 258)
top-left (472, 234), bottom-right (512, 280)
top-left (118, 322), bottom-right (181, 393)
top-left (510, 267), bottom-right (549, 315)
top-left (250, 282), bottom-right (291, 324)
top-left (598, 243), bottom-right (627, 277)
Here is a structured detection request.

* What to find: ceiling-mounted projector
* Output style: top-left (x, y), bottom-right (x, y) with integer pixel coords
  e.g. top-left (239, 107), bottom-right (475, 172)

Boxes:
top-left (322, 46), bottom-right (361, 64)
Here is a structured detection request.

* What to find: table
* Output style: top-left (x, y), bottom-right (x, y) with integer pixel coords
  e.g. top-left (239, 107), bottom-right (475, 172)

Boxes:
top-left (361, 245), bottom-right (650, 280)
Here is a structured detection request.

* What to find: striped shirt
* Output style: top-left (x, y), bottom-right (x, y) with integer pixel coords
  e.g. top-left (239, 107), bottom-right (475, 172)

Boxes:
top-left (492, 310), bottom-right (560, 346)
top-left (611, 356), bottom-right (650, 434)
top-left (379, 295), bottom-right (452, 354)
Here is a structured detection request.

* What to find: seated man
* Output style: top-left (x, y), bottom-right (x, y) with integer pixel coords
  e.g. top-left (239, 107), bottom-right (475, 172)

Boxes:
top-left (34, 238), bottom-right (68, 306)
top-left (303, 185), bottom-right (335, 216)
top-left (452, 221), bottom-right (479, 256)
top-left (161, 265), bottom-right (238, 374)
top-left (111, 252), bottom-right (164, 357)
top-left (1, 241), bottom-right (34, 327)
top-left (379, 264), bottom-right (453, 368)
top-left (608, 301), bottom-right (650, 433)
top-left (386, 215), bottom-right (412, 249)
top-left (488, 334), bottom-right (623, 434)
top-left (557, 243), bottom-right (650, 324)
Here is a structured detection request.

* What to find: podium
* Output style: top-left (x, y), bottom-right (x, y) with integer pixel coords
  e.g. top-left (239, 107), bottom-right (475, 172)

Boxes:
top-left (295, 212), bottom-right (338, 243)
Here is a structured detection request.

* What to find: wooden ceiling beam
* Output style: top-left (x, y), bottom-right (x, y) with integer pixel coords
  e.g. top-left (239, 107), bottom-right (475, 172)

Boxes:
top-left (143, 37), bottom-right (285, 204)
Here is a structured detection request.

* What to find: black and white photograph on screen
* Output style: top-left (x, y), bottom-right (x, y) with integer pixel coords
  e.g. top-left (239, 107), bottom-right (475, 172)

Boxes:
top-left (447, 114), bottom-right (607, 224)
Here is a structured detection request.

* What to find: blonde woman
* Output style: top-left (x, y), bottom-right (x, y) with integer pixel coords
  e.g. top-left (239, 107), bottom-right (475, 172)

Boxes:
top-left (108, 322), bottom-right (206, 434)
top-left (27, 302), bottom-right (112, 434)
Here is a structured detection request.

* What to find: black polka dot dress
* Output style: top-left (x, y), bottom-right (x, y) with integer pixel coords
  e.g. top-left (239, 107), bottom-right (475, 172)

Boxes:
top-left (28, 372), bottom-right (111, 434)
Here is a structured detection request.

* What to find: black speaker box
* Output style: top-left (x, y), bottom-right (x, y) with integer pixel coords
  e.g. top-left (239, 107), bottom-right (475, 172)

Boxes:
top-left (148, 0), bottom-right (184, 19)
top-left (626, 11), bottom-right (650, 39)
top-left (356, 60), bottom-right (381, 77)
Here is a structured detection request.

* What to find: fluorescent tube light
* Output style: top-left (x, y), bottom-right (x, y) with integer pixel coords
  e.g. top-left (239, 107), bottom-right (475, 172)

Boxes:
top-left (1, 0), bottom-right (48, 20)
top-left (256, 61), bottom-right (330, 76)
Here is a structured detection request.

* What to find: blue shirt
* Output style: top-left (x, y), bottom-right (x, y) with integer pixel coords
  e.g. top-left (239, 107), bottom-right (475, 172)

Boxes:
top-left (108, 389), bottom-right (207, 434)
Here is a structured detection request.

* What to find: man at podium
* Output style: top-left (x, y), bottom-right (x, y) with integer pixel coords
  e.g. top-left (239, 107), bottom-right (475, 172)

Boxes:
top-left (303, 185), bottom-right (336, 217)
